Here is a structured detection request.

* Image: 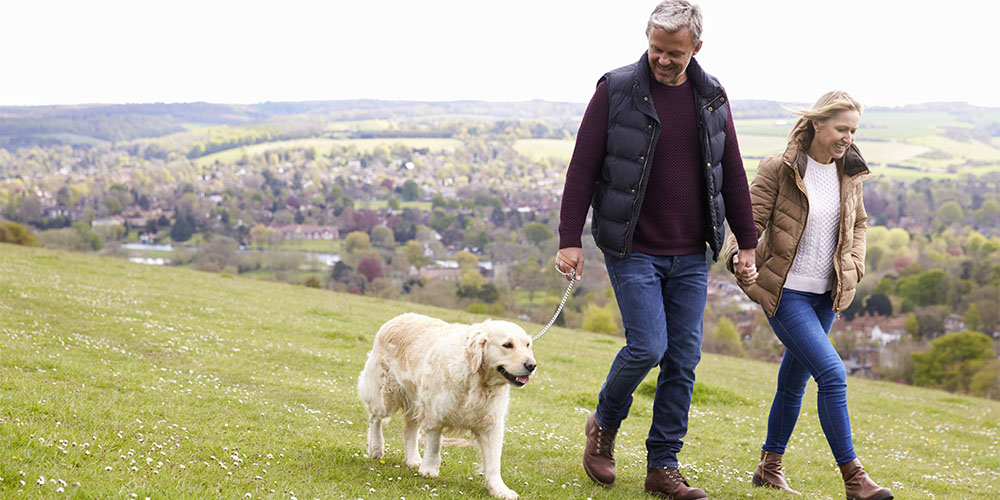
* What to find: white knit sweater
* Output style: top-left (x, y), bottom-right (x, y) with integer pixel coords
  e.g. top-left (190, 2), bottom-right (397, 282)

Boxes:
top-left (786, 155), bottom-right (841, 293)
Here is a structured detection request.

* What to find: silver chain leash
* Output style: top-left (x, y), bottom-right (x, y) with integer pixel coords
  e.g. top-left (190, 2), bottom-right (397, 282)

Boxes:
top-left (533, 265), bottom-right (576, 341)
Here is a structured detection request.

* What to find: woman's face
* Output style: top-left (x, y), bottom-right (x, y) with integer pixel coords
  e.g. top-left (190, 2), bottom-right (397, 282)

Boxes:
top-left (809, 109), bottom-right (860, 164)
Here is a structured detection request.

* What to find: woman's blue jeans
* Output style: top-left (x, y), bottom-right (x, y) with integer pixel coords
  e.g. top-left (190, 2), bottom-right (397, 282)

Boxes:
top-left (596, 252), bottom-right (708, 469)
top-left (764, 288), bottom-right (856, 466)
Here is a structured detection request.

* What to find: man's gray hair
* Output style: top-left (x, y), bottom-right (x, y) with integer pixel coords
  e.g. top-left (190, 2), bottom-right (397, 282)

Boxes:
top-left (647, 0), bottom-right (703, 45)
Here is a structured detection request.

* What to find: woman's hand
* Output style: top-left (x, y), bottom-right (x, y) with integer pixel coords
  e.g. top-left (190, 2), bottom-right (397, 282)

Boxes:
top-left (733, 248), bottom-right (758, 286)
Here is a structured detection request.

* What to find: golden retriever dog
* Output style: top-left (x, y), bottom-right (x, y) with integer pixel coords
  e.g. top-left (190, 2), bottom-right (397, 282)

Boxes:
top-left (357, 313), bottom-right (536, 500)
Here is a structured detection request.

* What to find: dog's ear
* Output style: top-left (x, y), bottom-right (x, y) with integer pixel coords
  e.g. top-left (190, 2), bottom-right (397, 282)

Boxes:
top-left (464, 327), bottom-right (488, 373)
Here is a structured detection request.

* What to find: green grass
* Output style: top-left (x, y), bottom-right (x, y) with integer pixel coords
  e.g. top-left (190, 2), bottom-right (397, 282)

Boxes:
top-left (265, 239), bottom-right (342, 253)
top-left (1, 244), bottom-right (998, 499)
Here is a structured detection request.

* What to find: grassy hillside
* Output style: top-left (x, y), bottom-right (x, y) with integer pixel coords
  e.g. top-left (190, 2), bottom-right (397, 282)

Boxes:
top-left (1, 244), bottom-right (997, 499)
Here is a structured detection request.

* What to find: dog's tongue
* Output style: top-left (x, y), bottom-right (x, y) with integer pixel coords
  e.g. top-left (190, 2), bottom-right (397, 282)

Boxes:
top-left (516, 375), bottom-right (530, 385)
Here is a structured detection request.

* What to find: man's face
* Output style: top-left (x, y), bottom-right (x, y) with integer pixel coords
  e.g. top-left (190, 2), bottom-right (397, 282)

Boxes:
top-left (646, 26), bottom-right (702, 86)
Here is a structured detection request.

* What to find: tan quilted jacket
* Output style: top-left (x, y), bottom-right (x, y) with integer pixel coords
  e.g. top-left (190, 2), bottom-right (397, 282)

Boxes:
top-left (724, 142), bottom-right (871, 316)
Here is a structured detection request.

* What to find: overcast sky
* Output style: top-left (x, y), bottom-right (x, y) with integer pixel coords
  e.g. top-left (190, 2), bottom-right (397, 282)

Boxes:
top-left (3, 0), bottom-right (997, 108)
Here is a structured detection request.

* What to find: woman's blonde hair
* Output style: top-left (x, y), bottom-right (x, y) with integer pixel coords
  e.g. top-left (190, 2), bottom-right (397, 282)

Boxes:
top-left (787, 90), bottom-right (863, 147)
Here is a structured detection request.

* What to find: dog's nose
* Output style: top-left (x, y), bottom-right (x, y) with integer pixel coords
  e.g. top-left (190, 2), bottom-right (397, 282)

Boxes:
top-left (524, 361), bottom-right (536, 373)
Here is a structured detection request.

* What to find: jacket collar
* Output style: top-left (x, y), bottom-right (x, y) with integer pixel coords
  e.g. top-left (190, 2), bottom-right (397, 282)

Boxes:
top-left (782, 142), bottom-right (871, 179)
top-left (633, 52), bottom-right (723, 101)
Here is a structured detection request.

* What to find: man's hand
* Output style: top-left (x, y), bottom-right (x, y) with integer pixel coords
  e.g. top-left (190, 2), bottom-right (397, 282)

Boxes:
top-left (556, 247), bottom-right (584, 281)
top-left (733, 248), bottom-right (758, 286)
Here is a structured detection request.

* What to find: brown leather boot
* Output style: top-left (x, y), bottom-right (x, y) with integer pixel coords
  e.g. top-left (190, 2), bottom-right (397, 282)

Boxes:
top-left (839, 458), bottom-right (893, 500)
top-left (583, 413), bottom-right (616, 486)
top-left (752, 450), bottom-right (800, 495)
top-left (644, 467), bottom-right (708, 500)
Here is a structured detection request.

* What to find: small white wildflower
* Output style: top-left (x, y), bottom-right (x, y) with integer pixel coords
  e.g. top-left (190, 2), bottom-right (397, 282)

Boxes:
top-left (37, 476), bottom-right (46, 485)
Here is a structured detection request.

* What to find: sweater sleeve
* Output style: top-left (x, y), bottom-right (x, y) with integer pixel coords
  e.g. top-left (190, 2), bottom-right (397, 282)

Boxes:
top-left (557, 81), bottom-right (609, 249)
top-left (720, 106), bottom-right (758, 250)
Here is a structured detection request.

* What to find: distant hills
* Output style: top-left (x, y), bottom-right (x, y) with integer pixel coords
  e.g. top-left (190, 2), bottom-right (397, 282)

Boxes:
top-left (3, 98), bottom-right (997, 149)
top-left (0, 100), bottom-right (587, 148)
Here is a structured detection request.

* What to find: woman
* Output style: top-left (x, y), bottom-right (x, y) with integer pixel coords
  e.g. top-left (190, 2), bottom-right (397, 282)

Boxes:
top-left (722, 91), bottom-right (892, 500)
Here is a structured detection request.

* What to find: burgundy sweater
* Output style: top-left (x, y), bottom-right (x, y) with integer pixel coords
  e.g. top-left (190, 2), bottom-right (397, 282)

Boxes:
top-left (558, 76), bottom-right (757, 256)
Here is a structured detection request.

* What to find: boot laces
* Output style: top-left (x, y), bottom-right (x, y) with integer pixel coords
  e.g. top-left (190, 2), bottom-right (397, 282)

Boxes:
top-left (595, 427), bottom-right (616, 456)
top-left (665, 467), bottom-right (689, 486)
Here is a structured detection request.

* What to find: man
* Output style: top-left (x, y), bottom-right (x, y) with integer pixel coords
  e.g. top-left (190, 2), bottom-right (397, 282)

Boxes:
top-left (555, 1), bottom-right (757, 498)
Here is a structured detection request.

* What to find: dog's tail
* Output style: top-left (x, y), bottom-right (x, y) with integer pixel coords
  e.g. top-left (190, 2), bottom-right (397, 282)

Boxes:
top-left (357, 351), bottom-right (384, 416)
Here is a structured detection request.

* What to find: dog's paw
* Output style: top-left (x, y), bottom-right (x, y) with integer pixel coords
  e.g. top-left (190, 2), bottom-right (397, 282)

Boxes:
top-left (366, 444), bottom-right (384, 459)
top-left (405, 458), bottom-right (421, 468)
top-left (489, 486), bottom-right (518, 500)
top-left (418, 466), bottom-right (440, 478)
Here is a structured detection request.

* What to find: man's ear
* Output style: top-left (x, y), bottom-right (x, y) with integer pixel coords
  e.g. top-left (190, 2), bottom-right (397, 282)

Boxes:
top-left (464, 328), bottom-right (487, 373)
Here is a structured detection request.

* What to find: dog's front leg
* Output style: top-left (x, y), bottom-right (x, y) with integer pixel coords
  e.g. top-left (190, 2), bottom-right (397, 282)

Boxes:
top-left (418, 425), bottom-right (442, 477)
top-left (475, 426), bottom-right (518, 500)
top-left (366, 415), bottom-right (384, 459)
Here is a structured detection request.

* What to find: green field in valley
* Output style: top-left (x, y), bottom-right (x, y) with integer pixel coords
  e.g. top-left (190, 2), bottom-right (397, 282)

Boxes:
top-left (194, 137), bottom-right (463, 167)
top-left (513, 111), bottom-right (1000, 180)
top-left (1, 244), bottom-right (998, 499)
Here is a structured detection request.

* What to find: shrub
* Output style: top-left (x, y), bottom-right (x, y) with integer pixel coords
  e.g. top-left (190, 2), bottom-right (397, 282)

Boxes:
top-left (582, 304), bottom-right (618, 335)
top-left (912, 330), bottom-right (994, 395)
top-left (0, 220), bottom-right (38, 246)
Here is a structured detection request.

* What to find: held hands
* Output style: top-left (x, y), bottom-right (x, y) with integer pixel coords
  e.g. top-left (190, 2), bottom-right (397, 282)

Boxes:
top-left (555, 247), bottom-right (584, 281)
top-left (733, 248), bottom-right (758, 286)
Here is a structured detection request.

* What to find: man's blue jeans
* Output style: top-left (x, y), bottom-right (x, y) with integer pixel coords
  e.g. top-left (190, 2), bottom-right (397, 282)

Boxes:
top-left (596, 252), bottom-right (708, 469)
top-left (763, 288), bottom-right (856, 466)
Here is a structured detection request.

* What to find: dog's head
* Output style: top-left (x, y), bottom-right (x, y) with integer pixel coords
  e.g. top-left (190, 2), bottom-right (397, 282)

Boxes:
top-left (464, 320), bottom-right (536, 387)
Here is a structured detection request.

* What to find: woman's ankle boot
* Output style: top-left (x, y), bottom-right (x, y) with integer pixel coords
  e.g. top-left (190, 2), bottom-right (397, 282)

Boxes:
top-left (752, 450), bottom-right (800, 495)
top-left (839, 458), bottom-right (893, 500)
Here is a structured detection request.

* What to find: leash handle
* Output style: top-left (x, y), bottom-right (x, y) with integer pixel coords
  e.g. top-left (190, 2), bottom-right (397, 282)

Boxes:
top-left (555, 250), bottom-right (579, 281)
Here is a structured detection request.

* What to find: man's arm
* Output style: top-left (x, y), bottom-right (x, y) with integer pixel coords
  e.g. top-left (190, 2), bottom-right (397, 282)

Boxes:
top-left (719, 100), bottom-right (757, 252)
top-left (555, 81), bottom-right (610, 280)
